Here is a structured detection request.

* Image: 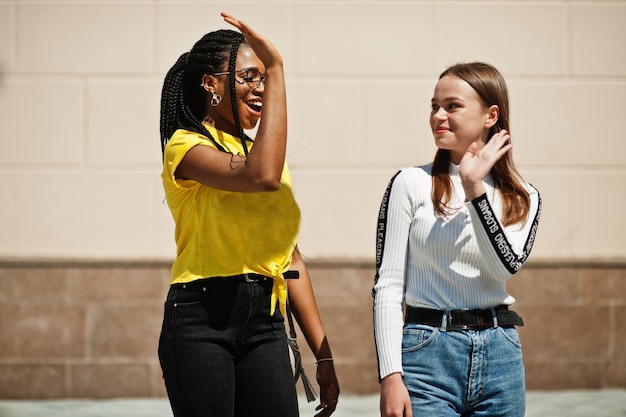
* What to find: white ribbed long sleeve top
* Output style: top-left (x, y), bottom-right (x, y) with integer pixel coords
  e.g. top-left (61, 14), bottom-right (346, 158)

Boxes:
top-left (373, 163), bottom-right (541, 380)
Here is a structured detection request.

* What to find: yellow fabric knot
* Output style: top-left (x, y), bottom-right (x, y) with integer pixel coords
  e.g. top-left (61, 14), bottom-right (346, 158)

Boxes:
top-left (269, 264), bottom-right (287, 316)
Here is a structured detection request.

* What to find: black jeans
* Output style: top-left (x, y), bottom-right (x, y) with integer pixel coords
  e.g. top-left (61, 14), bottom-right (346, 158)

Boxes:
top-left (158, 276), bottom-right (299, 417)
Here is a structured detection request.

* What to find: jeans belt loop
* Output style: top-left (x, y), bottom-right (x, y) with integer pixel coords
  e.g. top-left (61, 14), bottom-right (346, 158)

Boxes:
top-left (441, 308), bottom-right (451, 332)
top-left (489, 307), bottom-right (499, 328)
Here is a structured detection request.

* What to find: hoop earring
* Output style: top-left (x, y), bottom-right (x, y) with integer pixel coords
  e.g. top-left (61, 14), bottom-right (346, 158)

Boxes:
top-left (210, 92), bottom-right (222, 107)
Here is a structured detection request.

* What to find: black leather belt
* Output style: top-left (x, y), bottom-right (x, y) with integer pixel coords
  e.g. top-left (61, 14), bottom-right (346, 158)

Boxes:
top-left (177, 271), bottom-right (300, 291)
top-left (405, 305), bottom-right (524, 330)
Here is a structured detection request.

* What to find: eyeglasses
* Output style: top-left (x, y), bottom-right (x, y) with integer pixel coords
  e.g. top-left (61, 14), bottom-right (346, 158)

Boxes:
top-left (213, 68), bottom-right (266, 90)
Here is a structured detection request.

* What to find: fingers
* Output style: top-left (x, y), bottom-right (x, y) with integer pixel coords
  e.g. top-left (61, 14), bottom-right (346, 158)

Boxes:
top-left (481, 129), bottom-right (512, 159)
top-left (221, 12), bottom-right (242, 31)
top-left (459, 130), bottom-right (511, 193)
top-left (314, 398), bottom-right (338, 416)
top-left (315, 398), bottom-right (338, 410)
top-left (315, 380), bottom-right (340, 416)
top-left (489, 129), bottom-right (511, 147)
top-left (464, 141), bottom-right (479, 157)
top-left (489, 130), bottom-right (513, 158)
top-left (221, 12), bottom-right (255, 38)
top-left (220, 12), bottom-right (283, 69)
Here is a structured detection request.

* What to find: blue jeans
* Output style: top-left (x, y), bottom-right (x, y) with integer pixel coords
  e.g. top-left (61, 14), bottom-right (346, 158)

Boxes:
top-left (158, 276), bottom-right (299, 417)
top-left (401, 324), bottom-right (525, 417)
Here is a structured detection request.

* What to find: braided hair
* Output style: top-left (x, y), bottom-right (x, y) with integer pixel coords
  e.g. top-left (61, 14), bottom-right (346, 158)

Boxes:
top-left (226, 36), bottom-right (250, 155)
top-left (160, 29), bottom-right (249, 155)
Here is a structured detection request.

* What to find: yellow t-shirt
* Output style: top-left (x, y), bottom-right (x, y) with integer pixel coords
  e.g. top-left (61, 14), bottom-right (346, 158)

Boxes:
top-left (161, 126), bottom-right (301, 314)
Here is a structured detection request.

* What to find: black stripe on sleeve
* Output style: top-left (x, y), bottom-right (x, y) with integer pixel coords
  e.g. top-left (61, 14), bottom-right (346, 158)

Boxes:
top-left (524, 185), bottom-right (542, 258)
top-left (471, 192), bottom-right (541, 275)
top-left (373, 171), bottom-right (401, 293)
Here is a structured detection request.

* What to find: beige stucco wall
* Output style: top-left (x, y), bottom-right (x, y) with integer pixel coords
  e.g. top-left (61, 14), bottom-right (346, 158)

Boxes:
top-left (0, 1), bottom-right (625, 262)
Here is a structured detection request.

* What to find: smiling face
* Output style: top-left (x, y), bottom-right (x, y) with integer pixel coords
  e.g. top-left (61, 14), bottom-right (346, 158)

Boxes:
top-left (430, 75), bottom-right (496, 164)
top-left (204, 44), bottom-right (266, 137)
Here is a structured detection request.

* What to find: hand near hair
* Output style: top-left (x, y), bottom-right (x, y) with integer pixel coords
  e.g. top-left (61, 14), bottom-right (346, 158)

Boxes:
top-left (459, 129), bottom-right (513, 201)
top-left (218, 12), bottom-right (287, 190)
top-left (221, 12), bottom-right (283, 70)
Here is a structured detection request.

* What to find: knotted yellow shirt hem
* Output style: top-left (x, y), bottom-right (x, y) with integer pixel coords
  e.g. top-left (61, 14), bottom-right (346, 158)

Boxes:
top-left (270, 265), bottom-right (288, 316)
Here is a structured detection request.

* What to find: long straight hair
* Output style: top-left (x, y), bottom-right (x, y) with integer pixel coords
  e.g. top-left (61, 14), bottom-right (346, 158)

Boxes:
top-left (432, 62), bottom-right (530, 226)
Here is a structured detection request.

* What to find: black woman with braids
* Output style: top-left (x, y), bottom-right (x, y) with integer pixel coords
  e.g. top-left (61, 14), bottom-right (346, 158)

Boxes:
top-left (158, 13), bottom-right (339, 417)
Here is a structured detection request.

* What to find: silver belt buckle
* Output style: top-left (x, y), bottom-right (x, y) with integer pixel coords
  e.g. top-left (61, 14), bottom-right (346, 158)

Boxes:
top-left (244, 273), bottom-right (262, 283)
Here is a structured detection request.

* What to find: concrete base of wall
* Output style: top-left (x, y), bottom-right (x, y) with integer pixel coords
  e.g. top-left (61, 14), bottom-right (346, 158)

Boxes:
top-left (0, 259), bottom-right (624, 399)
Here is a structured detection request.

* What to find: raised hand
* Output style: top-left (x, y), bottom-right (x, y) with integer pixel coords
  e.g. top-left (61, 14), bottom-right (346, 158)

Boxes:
top-left (459, 129), bottom-right (513, 200)
top-left (221, 12), bottom-right (283, 70)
